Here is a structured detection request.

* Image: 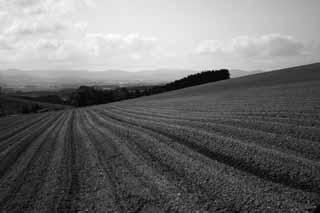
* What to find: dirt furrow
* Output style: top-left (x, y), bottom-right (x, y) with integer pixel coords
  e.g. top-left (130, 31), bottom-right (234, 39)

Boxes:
top-left (109, 105), bottom-right (320, 142)
top-left (55, 110), bottom-right (81, 212)
top-left (0, 114), bottom-right (40, 132)
top-left (0, 112), bottom-right (62, 179)
top-left (112, 101), bottom-right (319, 121)
top-left (78, 110), bottom-right (166, 212)
top-left (218, 119), bottom-right (320, 142)
top-left (83, 109), bottom-right (216, 212)
top-left (0, 111), bottom-right (66, 211)
top-left (108, 107), bottom-right (320, 161)
top-left (70, 109), bottom-right (122, 212)
top-left (0, 112), bottom-right (44, 127)
top-left (0, 112), bottom-right (68, 212)
top-left (111, 105), bottom-right (320, 128)
top-left (0, 113), bottom-right (50, 142)
top-left (89, 109), bottom-right (319, 211)
top-left (0, 113), bottom-right (56, 154)
top-left (29, 111), bottom-right (73, 212)
top-left (98, 109), bottom-right (320, 194)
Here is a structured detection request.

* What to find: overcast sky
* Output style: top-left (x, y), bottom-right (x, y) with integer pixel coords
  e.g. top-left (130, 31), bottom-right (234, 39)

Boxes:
top-left (0, 0), bottom-right (319, 71)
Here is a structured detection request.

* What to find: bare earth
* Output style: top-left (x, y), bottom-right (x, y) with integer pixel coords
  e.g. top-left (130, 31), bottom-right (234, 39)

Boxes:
top-left (0, 64), bottom-right (320, 212)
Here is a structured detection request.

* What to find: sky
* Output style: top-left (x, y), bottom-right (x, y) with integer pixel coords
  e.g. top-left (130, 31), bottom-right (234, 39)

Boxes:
top-left (0, 0), bottom-right (319, 71)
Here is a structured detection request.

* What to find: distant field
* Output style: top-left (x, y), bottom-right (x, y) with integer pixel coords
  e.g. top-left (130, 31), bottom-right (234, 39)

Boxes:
top-left (0, 95), bottom-right (71, 116)
top-left (0, 63), bottom-right (319, 212)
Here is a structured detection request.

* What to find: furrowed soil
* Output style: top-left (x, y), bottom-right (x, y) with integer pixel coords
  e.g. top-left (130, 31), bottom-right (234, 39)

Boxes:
top-left (0, 63), bottom-right (320, 212)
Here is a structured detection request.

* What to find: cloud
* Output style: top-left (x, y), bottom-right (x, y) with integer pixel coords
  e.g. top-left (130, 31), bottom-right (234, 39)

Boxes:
top-left (0, 0), bottom-right (160, 69)
top-left (0, 0), bottom-right (89, 44)
top-left (0, 0), bottom-right (162, 69)
top-left (0, 35), bottom-right (15, 50)
top-left (0, 32), bottom-right (160, 69)
top-left (7, 0), bottom-right (43, 9)
top-left (0, 0), bottom-right (96, 67)
top-left (85, 33), bottom-right (159, 59)
top-left (196, 34), bottom-right (307, 58)
top-left (4, 19), bottom-right (68, 38)
top-left (1, 0), bottom-right (94, 16)
top-left (5, 38), bottom-right (88, 69)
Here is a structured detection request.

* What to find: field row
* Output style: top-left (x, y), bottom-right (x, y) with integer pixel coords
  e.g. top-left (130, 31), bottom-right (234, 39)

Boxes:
top-left (1, 104), bottom-right (319, 212)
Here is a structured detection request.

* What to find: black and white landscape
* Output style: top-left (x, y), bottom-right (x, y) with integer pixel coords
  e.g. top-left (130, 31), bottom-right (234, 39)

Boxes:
top-left (0, 0), bottom-right (319, 212)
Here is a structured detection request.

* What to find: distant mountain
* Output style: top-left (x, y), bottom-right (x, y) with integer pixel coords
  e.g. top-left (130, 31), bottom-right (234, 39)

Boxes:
top-left (0, 68), bottom-right (262, 90)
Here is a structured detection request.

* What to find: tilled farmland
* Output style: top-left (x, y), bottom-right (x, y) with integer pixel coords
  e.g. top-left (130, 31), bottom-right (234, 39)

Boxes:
top-left (1, 67), bottom-right (320, 212)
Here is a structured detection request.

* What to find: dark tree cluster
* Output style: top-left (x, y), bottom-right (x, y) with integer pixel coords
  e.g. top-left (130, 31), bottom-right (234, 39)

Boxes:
top-left (15, 95), bottom-right (66, 105)
top-left (141, 69), bottom-right (230, 95)
top-left (70, 86), bottom-right (133, 107)
top-left (0, 103), bottom-right (4, 116)
top-left (164, 69), bottom-right (230, 91)
top-left (21, 103), bottom-right (42, 114)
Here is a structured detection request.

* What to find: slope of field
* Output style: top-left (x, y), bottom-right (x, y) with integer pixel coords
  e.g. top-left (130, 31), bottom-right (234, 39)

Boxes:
top-left (0, 95), bottom-right (71, 116)
top-left (0, 63), bottom-right (319, 212)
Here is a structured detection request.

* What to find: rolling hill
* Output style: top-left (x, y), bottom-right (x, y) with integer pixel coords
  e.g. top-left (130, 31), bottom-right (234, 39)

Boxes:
top-left (0, 68), bottom-right (261, 91)
top-left (0, 95), bottom-right (72, 116)
top-left (0, 63), bottom-right (319, 212)
top-left (137, 63), bottom-right (320, 99)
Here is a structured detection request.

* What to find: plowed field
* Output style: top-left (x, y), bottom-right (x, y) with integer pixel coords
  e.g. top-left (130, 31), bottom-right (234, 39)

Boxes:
top-left (1, 64), bottom-right (320, 212)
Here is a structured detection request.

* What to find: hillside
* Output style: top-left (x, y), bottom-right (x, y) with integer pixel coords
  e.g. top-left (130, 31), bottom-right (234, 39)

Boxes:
top-left (0, 68), bottom-right (260, 91)
top-left (134, 63), bottom-right (320, 99)
top-left (0, 95), bottom-right (71, 116)
top-left (0, 63), bottom-right (319, 212)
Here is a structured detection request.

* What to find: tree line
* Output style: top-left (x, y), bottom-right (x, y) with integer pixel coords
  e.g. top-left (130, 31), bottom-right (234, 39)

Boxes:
top-left (165, 69), bottom-right (230, 91)
top-left (69, 69), bottom-right (230, 107)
